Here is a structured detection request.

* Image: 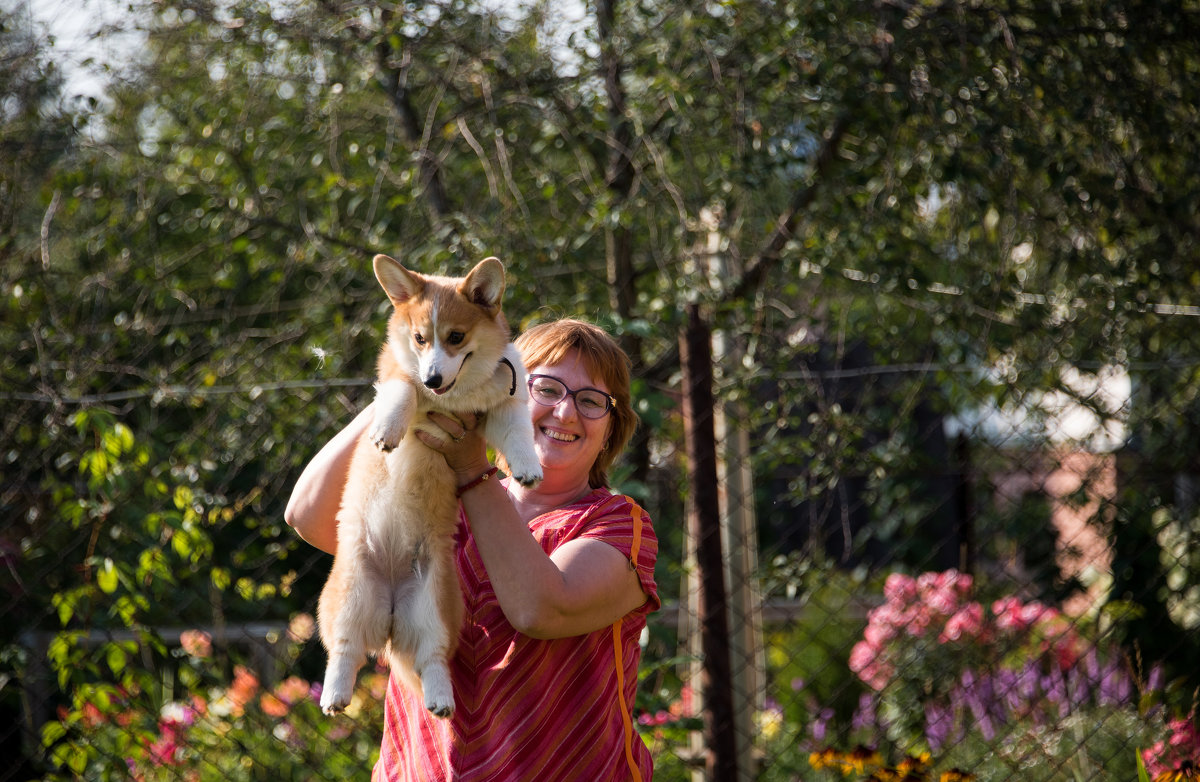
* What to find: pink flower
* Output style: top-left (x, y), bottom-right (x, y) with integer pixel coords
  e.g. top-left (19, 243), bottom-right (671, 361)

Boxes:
top-left (863, 622), bottom-right (895, 648)
top-left (939, 602), bottom-right (985, 644)
top-left (992, 597), bottom-right (1029, 633)
top-left (274, 676), bottom-right (312, 705)
top-left (849, 640), bottom-right (893, 691)
top-left (924, 586), bottom-right (959, 617)
top-left (883, 573), bottom-right (918, 604)
top-left (179, 630), bottom-right (212, 659)
top-left (1143, 718), bottom-right (1200, 777)
top-left (637, 710), bottom-right (675, 726)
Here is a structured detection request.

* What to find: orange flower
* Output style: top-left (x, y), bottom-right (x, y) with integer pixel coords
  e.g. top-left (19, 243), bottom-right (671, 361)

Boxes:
top-left (260, 693), bottom-right (288, 718)
top-left (228, 665), bottom-right (260, 716)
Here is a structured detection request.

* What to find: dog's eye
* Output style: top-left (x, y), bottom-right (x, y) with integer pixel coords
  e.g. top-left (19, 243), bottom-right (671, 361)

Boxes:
top-left (447, 331), bottom-right (465, 345)
top-left (413, 332), bottom-right (426, 346)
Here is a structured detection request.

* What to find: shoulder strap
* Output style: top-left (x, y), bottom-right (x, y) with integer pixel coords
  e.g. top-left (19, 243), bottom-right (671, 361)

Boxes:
top-left (611, 498), bottom-right (646, 782)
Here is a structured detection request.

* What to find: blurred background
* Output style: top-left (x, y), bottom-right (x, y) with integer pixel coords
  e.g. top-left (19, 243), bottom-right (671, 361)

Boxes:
top-left (3, 0), bottom-right (1199, 779)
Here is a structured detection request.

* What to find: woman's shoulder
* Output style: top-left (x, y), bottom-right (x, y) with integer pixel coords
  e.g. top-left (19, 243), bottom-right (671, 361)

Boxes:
top-left (571, 487), bottom-right (651, 521)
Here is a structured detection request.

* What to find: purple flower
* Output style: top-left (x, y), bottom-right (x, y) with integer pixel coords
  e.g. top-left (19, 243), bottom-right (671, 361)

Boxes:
top-left (924, 701), bottom-right (954, 752)
top-left (810, 707), bottom-right (834, 741)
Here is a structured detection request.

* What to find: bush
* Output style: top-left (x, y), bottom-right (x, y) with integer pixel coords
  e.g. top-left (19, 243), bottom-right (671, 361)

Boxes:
top-left (39, 617), bottom-right (384, 781)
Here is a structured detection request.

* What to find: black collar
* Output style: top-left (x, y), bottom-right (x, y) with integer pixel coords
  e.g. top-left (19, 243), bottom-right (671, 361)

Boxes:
top-left (499, 357), bottom-right (517, 396)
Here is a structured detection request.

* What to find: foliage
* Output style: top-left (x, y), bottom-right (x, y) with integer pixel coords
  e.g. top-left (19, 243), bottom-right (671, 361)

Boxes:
top-left (41, 617), bottom-right (383, 781)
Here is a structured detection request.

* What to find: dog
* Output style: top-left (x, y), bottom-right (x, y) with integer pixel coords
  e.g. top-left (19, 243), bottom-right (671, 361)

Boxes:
top-left (317, 254), bottom-right (542, 718)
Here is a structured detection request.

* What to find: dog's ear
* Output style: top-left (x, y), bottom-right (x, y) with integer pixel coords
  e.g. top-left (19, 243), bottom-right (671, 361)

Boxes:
top-left (374, 254), bottom-right (424, 305)
top-left (459, 257), bottom-right (506, 313)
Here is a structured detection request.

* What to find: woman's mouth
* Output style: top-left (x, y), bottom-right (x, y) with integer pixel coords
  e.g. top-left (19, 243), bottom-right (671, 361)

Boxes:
top-left (541, 427), bottom-right (579, 443)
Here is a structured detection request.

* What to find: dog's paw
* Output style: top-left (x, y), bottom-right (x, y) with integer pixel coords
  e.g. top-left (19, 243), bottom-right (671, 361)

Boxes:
top-left (423, 683), bottom-right (455, 719)
top-left (506, 460), bottom-right (542, 488)
top-left (512, 469), bottom-right (542, 488)
top-left (320, 687), bottom-right (350, 716)
top-left (320, 662), bottom-right (356, 716)
top-left (421, 664), bottom-right (455, 718)
top-left (369, 419), bottom-right (403, 452)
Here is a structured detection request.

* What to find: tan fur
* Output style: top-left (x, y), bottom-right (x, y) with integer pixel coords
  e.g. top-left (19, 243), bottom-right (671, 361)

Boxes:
top-left (317, 255), bottom-right (541, 718)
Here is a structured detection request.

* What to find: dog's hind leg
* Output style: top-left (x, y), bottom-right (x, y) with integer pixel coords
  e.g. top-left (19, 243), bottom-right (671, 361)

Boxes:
top-left (319, 567), bottom-right (390, 715)
top-left (394, 550), bottom-right (463, 718)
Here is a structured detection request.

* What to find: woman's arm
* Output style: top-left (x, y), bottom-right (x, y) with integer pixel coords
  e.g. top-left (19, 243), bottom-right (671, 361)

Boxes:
top-left (419, 413), bottom-right (648, 640)
top-left (461, 479), bottom-right (647, 639)
top-left (284, 404), bottom-right (373, 555)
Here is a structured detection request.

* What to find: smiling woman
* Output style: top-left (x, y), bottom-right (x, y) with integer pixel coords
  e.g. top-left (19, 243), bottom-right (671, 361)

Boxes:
top-left (286, 318), bottom-right (659, 781)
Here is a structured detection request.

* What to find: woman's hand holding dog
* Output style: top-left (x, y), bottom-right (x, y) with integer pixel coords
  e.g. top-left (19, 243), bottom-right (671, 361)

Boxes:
top-left (418, 411), bottom-right (492, 482)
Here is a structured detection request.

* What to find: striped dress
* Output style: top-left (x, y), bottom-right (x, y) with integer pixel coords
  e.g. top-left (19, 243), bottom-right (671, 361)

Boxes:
top-left (373, 487), bottom-right (660, 781)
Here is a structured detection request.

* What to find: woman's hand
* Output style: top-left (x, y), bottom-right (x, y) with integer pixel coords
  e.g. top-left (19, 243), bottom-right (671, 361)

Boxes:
top-left (416, 410), bottom-right (492, 481)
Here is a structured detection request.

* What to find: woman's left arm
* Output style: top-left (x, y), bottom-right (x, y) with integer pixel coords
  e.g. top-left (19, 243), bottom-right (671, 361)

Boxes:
top-left (463, 477), bottom-right (648, 639)
top-left (417, 414), bottom-right (649, 639)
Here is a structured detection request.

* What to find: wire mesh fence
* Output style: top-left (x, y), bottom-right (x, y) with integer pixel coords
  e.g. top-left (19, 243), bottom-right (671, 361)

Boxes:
top-left (4, 272), bottom-right (1199, 781)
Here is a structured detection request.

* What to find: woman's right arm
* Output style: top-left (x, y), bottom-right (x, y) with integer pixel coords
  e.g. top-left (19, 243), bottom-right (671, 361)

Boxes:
top-left (284, 404), bottom-right (373, 555)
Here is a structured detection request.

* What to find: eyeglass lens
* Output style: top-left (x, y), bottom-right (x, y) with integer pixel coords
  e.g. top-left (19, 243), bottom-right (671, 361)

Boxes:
top-left (529, 376), bottom-right (611, 419)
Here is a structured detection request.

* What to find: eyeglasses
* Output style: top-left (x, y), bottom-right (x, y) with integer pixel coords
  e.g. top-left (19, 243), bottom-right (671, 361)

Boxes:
top-left (527, 374), bottom-right (615, 420)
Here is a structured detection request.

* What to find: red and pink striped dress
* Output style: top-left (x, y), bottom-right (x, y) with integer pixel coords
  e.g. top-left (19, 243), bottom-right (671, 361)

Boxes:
top-left (373, 487), bottom-right (660, 781)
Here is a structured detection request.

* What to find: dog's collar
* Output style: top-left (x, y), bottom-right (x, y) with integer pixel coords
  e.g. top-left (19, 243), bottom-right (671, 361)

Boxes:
top-left (499, 357), bottom-right (517, 396)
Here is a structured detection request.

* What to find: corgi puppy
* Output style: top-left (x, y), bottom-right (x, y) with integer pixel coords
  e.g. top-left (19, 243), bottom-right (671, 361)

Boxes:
top-left (317, 254), bottom-right (542, 718)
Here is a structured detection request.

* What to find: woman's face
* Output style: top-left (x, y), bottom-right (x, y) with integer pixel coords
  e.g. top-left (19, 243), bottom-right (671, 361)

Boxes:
top-left (525, 349), bottom-right (612, 485)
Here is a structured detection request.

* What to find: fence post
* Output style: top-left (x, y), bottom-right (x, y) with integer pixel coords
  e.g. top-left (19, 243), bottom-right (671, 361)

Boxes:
top-left (680, 302), bottom-right (738, 781)
top-left (714, 352), bottom-right (765, 781)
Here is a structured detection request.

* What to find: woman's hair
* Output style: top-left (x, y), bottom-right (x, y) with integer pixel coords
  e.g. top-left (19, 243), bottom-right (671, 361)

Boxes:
top-left (515, 319), bottom-right (638, 488)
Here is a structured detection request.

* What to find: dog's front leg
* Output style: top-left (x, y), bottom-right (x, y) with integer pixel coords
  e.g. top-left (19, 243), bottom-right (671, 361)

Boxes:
top-left (485, 398), bottom-right (543, 487)
top-left (370, 379), bottom-right (416, 451)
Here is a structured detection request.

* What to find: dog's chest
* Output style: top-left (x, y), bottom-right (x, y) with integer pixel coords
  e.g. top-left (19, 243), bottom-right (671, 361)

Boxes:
top-left (356, 445), bottom-right (456, 575)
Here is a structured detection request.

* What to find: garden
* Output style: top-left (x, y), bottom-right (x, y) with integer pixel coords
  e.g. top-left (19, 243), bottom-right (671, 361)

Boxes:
top-left (4, 0), bottom-right (1200, 778)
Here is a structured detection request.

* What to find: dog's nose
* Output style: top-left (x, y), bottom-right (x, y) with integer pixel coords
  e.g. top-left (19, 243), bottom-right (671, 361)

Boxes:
top-left (424, 374), bottom-right (443, 389)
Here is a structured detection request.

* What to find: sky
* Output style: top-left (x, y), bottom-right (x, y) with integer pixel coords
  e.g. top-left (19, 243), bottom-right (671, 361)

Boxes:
top-left (26, 0), bottom-right (139, 100)
top-left (27, 0), bottom-right (589, 101)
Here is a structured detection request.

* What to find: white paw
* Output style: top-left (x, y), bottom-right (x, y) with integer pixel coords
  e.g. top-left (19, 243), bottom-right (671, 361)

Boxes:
top-left (369, 417), bottom-right (404, 452)
top-left (421, 665), bottom-right (455, 718)
top-left (321, 664), bottom-right (356, 716)
top-left (506, 457), bottom-right (542, 488)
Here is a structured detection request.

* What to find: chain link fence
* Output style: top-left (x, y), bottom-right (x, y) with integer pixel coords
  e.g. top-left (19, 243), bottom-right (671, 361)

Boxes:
top-left (3, 266), bottom-right (1199, 782)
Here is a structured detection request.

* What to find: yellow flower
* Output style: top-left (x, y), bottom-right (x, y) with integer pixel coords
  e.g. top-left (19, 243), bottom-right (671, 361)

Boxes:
top-left (897, 753), bottom-right (931, 774)
top-left (809, 746), bottom-right (840, 771)
top-left (1154, 762), bottom-right (1198, 782)
top-left (842, 745), bottom-right (883, 774)
top-left (940, 770), bottom-right (977, 782)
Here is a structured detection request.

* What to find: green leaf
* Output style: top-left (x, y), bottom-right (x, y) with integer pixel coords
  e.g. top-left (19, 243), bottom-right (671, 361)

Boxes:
top-left (106, 643), bottom-right (127, 675)
top-left (1137, 750), bottom-right (1150, 782)
top-left (41, 721), bottom-right (67, 747)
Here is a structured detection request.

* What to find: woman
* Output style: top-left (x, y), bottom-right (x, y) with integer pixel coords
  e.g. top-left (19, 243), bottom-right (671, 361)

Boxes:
top-left (286, 319), bottom-right (659, 781)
